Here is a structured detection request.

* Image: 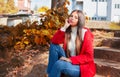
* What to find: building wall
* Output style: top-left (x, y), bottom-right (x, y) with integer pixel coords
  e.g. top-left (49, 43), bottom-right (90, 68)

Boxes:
top-left (70, 0), bottom-right (120, 22)
top-left (83, 0), bottom-right (107, 20)
top-left (16, 0), bottom-right (31, 13)
top-left (0, 17), bottom-right (8, 25)
top-left (111, 0), bottom-right (120, 22)
top-left (84, 0), bottom-right (97, 17)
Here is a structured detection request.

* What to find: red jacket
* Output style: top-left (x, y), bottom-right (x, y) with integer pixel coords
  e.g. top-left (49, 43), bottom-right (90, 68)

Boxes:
top-left (51, 27), bottom-right (96, 77)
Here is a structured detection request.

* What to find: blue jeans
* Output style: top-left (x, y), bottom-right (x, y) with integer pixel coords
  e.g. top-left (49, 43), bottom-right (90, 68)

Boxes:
top-left (46, 43), bottom-right (80, 77)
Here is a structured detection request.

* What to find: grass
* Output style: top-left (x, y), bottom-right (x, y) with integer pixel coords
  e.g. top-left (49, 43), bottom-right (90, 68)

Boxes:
top-left (109, 22), bottom-right (120, 30)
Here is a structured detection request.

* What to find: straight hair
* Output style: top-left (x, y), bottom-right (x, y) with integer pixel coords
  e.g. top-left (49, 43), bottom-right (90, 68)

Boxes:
top-left (65, 10), bottom-right (85, 57)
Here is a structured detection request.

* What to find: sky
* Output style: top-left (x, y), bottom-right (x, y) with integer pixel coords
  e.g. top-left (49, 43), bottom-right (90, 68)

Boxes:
top-left (30, 0), bottom-right (51, 10)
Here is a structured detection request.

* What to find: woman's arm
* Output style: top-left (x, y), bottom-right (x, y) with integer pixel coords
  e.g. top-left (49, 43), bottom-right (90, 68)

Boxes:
top-left (51, 29), bottom-right (65, 44)
top-left (51, 19), bottom-right (70, 44)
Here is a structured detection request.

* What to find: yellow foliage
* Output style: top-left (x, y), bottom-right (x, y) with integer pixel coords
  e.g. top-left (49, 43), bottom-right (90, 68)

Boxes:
top-left (24, 40), bottom-right (29, 45)
top-left (14, 0), bottom-right (70, 50)
top-left (0, 0), bottom-right (18, 14)
top-left (38, 6), bottom-right (49, 12)
top-left (14, 41), bottom-right (25, 50)
top-left (110, 22), bottom-right (120, 30)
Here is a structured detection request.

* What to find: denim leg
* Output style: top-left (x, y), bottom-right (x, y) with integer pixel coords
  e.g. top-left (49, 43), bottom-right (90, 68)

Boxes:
top-left (49, 60), bottom-right (80, 77)
top-left (47, 43), bottom-right (66, 74)
top-left (61, 61), bottom-right (80, 77)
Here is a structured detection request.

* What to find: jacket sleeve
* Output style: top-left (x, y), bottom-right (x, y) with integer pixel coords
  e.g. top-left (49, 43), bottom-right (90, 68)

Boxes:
top-left (51, 29), bottom-right (65, 44)
top-left (70, 31), bottom-right (94, 65)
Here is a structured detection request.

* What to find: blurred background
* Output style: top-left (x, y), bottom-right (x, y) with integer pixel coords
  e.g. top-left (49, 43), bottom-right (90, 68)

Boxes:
top-left (0, 0), bottom-right (120, 26)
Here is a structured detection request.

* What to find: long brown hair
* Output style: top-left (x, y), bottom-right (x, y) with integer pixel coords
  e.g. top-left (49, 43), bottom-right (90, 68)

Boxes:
top-left (65, 10), bottom-right (85, 57)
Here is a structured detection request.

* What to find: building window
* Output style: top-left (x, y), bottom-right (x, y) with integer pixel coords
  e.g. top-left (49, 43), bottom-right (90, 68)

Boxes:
top-left (92, 17), bottom-right (97, 20)
top-left (99, 0), bottom-right (107, 2)
top-left (98, 17), bottom-right (101, 20)
top-left (92, 0), bottom-right (97, 2)
top-left (101, 17), bottom-right (106, 20)
top-left (76, 1), bottom-right (81, 4)
top-left (115, 4), bottom-right (120, 9)
top-left (91, 17), bottom-right (106, 21)
top-left (24, 0), bottom-right (28, 7)
top-left (105, 0), bottom-right (107, 2)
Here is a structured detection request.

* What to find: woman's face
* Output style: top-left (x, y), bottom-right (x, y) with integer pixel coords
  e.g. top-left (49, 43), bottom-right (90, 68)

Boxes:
top-left (68, 11), bottom-right (78, 27)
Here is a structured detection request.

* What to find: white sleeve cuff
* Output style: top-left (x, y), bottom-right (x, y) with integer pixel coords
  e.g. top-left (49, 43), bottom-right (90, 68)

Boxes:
top-left (60, 27), bottom-right (66, 32)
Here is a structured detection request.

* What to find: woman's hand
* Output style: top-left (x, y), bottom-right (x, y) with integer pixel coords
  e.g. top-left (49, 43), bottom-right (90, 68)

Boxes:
top-left (60, 57), bottom-right (71, 63)
top-left (59, 44), bottom-right (63, 47)
top-left (61, 19), bottom-right (70, 31)
top-left (64, 19), bottom-right (70, 29)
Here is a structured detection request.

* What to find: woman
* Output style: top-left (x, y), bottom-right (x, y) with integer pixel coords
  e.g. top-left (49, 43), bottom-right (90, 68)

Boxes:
top-left (46, 10), bottom-right (96, 77)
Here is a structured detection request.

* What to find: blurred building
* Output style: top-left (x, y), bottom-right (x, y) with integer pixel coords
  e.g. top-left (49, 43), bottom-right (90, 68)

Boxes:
top-left (15, 0), bottom-right (31, 14)
top-left (68, 0), bottom-right (120, 22)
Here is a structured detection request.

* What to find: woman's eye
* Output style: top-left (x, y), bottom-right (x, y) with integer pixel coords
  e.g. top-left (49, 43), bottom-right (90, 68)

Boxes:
top-left (69, 15), bottom-right (73, 17)
top-left (75, 16), bottom-right (78, 19)
top-left (69, 15), bottom-right (78, 19)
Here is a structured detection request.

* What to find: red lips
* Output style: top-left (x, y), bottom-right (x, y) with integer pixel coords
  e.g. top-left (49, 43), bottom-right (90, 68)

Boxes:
top-left (68, 19), bottom-right (72, 23)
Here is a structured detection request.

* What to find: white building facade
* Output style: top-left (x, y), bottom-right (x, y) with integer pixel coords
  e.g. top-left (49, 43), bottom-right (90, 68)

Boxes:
top-left (14, 0), bottom-right (31, 14)
top-left (68, 0), bottom-right (120, 22)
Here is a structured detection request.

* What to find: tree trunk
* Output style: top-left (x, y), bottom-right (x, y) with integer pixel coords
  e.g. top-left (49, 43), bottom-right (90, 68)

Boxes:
top-left (51, 0), bottom-right (65, 9)
top-left (51, 0), bottom-right (58, 9)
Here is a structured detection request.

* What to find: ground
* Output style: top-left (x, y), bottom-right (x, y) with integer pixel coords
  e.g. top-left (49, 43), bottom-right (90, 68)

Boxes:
top-left (0, 47), bottom-right (49, 77)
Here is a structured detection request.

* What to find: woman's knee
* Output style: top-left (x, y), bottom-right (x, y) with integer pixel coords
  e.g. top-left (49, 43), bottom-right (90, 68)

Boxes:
top-left (50, 43), bottom-right (65, 56)
top-left (49, 43), bottom-right (58, 53)
top-left (50, 43), bottom-right (59, 51)
top-left (54, 60), bottom-right (66, 70)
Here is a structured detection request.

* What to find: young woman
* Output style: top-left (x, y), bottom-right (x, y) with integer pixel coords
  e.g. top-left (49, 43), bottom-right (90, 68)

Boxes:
top-left (46, 10), bottom-right (96, 77)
